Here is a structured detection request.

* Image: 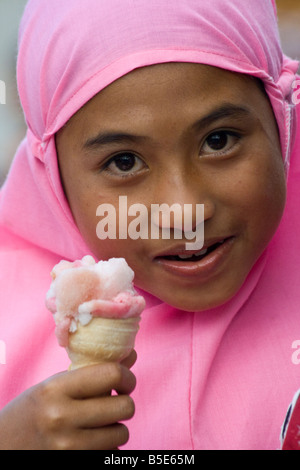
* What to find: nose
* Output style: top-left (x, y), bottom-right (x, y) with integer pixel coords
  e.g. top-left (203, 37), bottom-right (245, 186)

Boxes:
top-left (153, 170), bottom-right (215, 230)
top-left (151, 170), bottom-right (215, 248)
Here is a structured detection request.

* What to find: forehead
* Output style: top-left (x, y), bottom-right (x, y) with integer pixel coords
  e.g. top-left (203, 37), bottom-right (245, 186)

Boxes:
top-left (72, 63), bottom-right (266, 121)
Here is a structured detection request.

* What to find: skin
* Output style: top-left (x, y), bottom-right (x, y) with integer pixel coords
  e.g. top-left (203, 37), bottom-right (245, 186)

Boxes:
top-left (0, 352), bottom-right (137, 450)
top-left (56, 62), bottom-right (286, 311)
top-left (0, 63), bottom-right (286, 449)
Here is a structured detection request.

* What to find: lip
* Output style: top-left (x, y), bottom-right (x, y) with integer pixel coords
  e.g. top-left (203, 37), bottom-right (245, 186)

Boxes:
top-left (153, 236), bottom-right (235, 279)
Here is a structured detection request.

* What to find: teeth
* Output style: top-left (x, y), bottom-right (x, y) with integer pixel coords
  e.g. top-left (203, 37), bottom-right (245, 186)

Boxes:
top-left (178, 248), bottom-right (208, 260)
top-left (175, 240), bottom-right (225, 260)
top-left (197, 248), bottom-right (208, 256)
top-left (178, 253), bottom-right (194, 259)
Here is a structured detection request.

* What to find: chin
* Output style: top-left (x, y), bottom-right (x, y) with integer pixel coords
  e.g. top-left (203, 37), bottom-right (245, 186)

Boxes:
top-left (161, 285), bottom-right (240, 312)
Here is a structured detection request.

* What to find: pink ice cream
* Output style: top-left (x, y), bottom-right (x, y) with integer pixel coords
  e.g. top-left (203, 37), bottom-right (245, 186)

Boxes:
top-left (46, 256), bottom-right (145, 348)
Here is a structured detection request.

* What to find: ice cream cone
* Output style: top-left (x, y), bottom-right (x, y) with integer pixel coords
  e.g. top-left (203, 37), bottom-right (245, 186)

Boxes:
top-left (67, 315), bottom-right (141, 370)
top-left (46, 256), bottom-right (145, 370)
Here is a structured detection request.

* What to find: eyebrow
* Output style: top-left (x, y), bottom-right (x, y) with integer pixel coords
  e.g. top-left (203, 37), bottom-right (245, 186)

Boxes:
top-left (82, 104), bottom-right (252, 150)
top-left (83, 132), bottom-right (147, 150)
top-left (192, 104), bottom-right (252, 130)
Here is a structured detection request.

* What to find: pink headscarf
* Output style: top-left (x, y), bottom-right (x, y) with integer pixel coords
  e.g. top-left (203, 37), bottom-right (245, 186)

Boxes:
top-left (0, 0), bottom-right (300, 450)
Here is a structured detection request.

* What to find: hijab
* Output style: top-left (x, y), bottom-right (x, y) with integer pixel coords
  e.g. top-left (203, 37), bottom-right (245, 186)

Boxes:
top-left (0, 0), bottom-right (300, 449)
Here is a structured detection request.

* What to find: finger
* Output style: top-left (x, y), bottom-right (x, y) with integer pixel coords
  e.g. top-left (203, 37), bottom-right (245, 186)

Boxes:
top-left (64, 362), bottom-right (136, 399)
top-left (73, 394), bottom-right (135, 428)
top-left (83, 423), bottom-right (130, 450)
top-left (80, 423), bottom-right (130, 450)
top-left (54, 423), bottom-right (130, 450)
top-left (121, 349), bottom-right (137, 369)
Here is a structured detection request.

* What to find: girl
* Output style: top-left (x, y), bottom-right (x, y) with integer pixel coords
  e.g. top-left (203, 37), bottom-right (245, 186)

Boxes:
top-left (0, 0), bottom-right (299, 450)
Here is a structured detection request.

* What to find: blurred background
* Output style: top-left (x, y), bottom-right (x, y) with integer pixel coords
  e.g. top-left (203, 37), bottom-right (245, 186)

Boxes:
top-left (1, 0), bottom-right (300, 187)
top-left (0, 0), bottom-right (27, 186)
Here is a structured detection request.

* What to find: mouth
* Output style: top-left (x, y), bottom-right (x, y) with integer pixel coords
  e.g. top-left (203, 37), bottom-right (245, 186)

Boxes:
top-left (153, 237), bottom-right (235, 278)
top-left (155, 238), bottom-right (229, 262)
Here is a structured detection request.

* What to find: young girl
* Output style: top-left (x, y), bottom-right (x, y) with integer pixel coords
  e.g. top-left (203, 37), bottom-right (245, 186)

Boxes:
top-left (0, 0), bottom-right (299, 450)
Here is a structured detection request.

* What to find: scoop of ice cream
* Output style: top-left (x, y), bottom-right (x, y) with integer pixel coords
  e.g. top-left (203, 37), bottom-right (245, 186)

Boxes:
top-left (46, 256), bottom-right (145, 347)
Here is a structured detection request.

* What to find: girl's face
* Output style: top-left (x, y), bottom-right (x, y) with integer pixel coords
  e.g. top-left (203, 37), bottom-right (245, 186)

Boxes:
top-left (56, 63), bottom-right (286, 311)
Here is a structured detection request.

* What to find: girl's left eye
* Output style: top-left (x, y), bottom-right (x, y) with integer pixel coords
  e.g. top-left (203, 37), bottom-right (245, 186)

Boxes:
top-left (201, 131), bottom-right (241, 156)
top-left (102, 152), bottom-right (145, 176)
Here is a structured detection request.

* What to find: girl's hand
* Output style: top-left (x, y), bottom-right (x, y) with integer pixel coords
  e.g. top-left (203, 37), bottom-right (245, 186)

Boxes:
top-left (0, 351), bottom-right (137, 450)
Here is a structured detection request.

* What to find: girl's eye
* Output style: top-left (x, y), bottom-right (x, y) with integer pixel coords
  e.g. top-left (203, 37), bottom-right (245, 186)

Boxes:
top-left (102, 152), bottom-right (145, 176)
top-left (201, 131), bottom-right (241, 156)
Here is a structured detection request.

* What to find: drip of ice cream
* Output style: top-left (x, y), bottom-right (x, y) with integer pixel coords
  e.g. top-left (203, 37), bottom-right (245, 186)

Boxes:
top-left (46, 256), bottom-right (145, 368)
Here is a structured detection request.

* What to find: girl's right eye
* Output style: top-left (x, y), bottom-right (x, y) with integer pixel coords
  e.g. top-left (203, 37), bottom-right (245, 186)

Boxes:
top-left (101, 152), bottom-right (146, 177)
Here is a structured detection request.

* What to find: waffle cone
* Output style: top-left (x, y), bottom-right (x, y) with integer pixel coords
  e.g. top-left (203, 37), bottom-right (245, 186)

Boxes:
top-left (66, 316), bottom-right (141, 370)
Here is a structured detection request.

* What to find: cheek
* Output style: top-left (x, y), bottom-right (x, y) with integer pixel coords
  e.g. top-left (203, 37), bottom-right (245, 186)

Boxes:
top-left (226, 152), bottom-right (286, 244)
top-left (76, 193), bottom-right (147, 262)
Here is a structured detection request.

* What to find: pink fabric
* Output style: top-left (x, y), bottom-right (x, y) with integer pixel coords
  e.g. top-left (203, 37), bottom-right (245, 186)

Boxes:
top-left (0, 0), bottom-right (300, 449)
